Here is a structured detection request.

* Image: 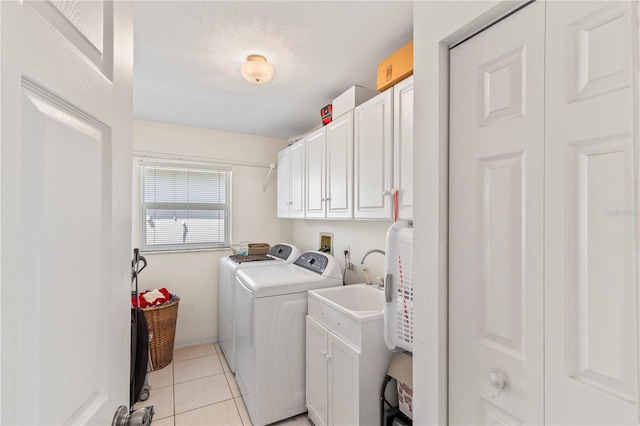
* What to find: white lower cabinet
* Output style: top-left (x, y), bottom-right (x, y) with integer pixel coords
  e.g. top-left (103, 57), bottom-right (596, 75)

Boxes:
top-left (306, 314), bottom-right (391, 426)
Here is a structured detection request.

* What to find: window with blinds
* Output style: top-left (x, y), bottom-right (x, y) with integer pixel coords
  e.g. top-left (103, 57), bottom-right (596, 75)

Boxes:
top-left (140, 163), bottom-right (230, 252)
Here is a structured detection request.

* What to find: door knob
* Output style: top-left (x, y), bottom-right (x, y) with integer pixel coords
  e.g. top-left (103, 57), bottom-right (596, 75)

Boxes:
top-left (489, 370), bottom-right (506, 391)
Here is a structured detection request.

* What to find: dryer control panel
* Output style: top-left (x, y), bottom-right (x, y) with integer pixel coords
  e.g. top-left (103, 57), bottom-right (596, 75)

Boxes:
top-left (294, 252), bottom-right (329, 275)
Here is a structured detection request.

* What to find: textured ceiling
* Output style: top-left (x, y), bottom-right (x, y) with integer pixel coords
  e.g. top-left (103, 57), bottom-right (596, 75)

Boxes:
top-left (133, 1), bottom-right (413, 139)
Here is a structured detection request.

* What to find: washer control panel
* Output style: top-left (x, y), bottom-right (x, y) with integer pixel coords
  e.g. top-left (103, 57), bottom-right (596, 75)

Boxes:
top-left (269, 244), bottom-right (293, 260)
top-left (294, 251), bottom-right (329, 275)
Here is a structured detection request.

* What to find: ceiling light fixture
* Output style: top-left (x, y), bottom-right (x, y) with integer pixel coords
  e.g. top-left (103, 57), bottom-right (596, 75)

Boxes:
top-left (240, 54), bottom-right (274, 84)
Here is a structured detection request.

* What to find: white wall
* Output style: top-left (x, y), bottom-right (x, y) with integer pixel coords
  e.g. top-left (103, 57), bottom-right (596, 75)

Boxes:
top-left (292, 220), bottom-right (391, 285)
top-left (132, 119), bottom-right (292, 346)
top-left (412, 2), bottom-right (516, 424)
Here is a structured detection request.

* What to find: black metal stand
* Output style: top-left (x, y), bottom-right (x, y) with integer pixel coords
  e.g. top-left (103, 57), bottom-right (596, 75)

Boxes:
top-left (380, 374), bottom-right (412, 426)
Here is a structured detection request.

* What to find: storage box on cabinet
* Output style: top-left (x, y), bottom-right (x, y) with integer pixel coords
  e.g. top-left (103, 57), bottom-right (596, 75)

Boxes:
top-left (332, 85), bottom-right (379, 120)
top-left (377, 40), bottom-right (413, 92)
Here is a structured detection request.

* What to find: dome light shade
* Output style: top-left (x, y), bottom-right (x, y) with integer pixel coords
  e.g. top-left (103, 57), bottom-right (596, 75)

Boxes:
top-left (240, 54), bottom-right (274, 84)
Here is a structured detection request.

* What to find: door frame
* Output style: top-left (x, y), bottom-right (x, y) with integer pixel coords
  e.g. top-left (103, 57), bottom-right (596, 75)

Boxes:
top-left (422, 0), bottom-right (640, 424)
top-left (441, 2), bottom-right (535, 423)
top-left (412, 1), bottom-right (532, 423)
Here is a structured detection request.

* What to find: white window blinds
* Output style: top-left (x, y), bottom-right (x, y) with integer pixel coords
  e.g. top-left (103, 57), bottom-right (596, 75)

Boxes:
top-left (140, 163), bottom-right (230, 251)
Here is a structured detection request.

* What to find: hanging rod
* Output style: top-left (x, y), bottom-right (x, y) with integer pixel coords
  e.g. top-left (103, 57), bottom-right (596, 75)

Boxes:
top-left (133, 150), bottom-right (276, 169)
top-left (263, 163), bottom-right (276, 192)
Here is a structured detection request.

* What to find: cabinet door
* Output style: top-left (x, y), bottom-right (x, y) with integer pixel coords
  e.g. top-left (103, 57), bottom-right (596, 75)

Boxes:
top-left (328, 333), bottom-right (360, 426)
top-left (354, 88), bottom-right (394, 219)
top-left (326, 111), bottom-right (354, 219)
top-left (277, 147), bottom-right (291, 218)
top-left (289, 140), bottom-right (306, 218)
top-left (306, 317), bottom-right (329, 426)
top-left (393, 76), bottom-right (414, 220)
top-left (305, 128), bottom-right (327, 218)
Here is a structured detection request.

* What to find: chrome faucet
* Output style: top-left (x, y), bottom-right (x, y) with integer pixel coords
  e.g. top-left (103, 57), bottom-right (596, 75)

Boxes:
top-left (360, 249), bottom-right (385, 286)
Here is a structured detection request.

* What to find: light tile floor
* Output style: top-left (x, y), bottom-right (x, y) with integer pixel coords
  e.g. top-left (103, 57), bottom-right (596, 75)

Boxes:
top-left (135, 343), bottom-right (313, 426)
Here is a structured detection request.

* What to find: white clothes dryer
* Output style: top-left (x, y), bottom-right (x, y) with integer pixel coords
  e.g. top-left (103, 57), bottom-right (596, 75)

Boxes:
top-left (234, 251), bottom-right (342, 426)
top-left (218, 243), bottom-right (300, 372)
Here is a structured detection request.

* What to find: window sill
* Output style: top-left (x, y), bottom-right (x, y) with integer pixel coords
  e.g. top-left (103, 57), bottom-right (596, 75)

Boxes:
top-left (140, 247), bottom-right (231, 255)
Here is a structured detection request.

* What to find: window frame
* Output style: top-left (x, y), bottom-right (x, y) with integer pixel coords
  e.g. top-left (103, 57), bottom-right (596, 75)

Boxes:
top-left (139, 161), bottom-right (231, 253)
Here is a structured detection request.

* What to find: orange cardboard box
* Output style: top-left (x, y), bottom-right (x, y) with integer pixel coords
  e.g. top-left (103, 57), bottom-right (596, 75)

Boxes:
top-left (377, 40), bottom-right (413, 91)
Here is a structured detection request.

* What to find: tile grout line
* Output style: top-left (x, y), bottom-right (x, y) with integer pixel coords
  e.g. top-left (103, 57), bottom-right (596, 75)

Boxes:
top-left (171, 397), bottom-right (238, 417)
top-left (173, 370), bottom-right (227, 386)
top-left (221, 368), bottom-right (247, 426)
top-left (173, 352), bottom-right (219, 365)
top-left (233, 398), bottom-right (248, 426)
top-left (172, 362), bottom-right (176, 426)
top-left (155, 345), bottom-right (224, 425)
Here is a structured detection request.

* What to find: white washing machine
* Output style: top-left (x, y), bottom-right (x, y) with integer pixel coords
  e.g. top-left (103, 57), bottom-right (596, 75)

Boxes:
top-left (218, 243), bottom-right (300, 372)
top-left (234, 251), bottom-right (342, 426)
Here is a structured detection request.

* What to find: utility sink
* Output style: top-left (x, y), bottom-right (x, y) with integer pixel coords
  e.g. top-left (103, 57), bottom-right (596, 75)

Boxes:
top-left (308, 284), bottom-right (384, 322)
top-left (308, 284), bottom-right (385, 351)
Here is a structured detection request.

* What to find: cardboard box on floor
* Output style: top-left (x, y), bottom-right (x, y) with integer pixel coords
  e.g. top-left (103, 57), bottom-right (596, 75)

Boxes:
top-left (377, 40), bottom-right (413, 92)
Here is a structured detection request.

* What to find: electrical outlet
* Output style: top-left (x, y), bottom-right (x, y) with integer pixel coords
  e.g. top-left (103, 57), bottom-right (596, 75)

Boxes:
top-left (344, 245), bottom-right (354, 271)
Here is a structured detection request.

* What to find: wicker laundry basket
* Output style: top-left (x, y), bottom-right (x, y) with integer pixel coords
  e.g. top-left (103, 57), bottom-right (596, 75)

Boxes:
top-left (143, 297), bottom-right (179, 370)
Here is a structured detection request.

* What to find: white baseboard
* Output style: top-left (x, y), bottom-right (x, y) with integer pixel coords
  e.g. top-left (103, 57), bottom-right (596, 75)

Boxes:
top-left (174, 337), bottom-right (217, 349)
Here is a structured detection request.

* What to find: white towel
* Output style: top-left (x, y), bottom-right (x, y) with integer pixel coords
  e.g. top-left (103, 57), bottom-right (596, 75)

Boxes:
top-left (143, 289), bottom-right (164, 304)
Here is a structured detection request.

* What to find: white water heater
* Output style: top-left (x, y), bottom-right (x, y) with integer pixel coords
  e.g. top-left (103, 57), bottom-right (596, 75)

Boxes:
top-left (383, 220), bottom-right (414, 352)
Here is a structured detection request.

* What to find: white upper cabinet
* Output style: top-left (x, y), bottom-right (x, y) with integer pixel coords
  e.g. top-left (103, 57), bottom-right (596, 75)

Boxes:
top-left (393, 76), bottom-right (413, 220)
top-left (280, 80), bottom-right (412, 222)
top-left (305, 127), bottom-right (327, 218)
top-left (289, 140), bottom-right (306, 218)
top-left (277, 147), bottom-right (291, 218)
top-left (277, 140), bottom-right (305, 218)
top-left (326, 112), bottom-right (354, 218)
top-left (354, 88), bottom-right (394, 219)
top-left (306, 112), bottom-right (354, 219)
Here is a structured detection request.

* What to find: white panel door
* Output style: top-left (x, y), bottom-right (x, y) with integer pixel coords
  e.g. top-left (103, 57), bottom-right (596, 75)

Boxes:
top-left (306, 316), bottom-right (329, 426)
top-left (545, 1), bottom-right (638, 423)
top-left (277, 147), bottom-right (291, 218)
top-left (326, 111), bottom-right (353, 219)
top-left (354, 89), bottom-right (393, 219)
top-left (306, 128), bottom-right (327, 219)
top-left (449, 2), bottom-right (545, 424)
top-left (289, 140), bottom-right (306, 218)
top-left (328, 333), bottom-right (360, 426)
top-left (393, 75), bottom-right (414, 220)
top-left (1, 1), bottom-right (132, 425)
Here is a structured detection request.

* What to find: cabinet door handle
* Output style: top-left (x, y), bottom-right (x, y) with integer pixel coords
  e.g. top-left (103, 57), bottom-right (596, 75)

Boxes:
top-left (325, 353), bottom-right (332, 360)
top-left (321, 350), bottom-right (327, 356)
